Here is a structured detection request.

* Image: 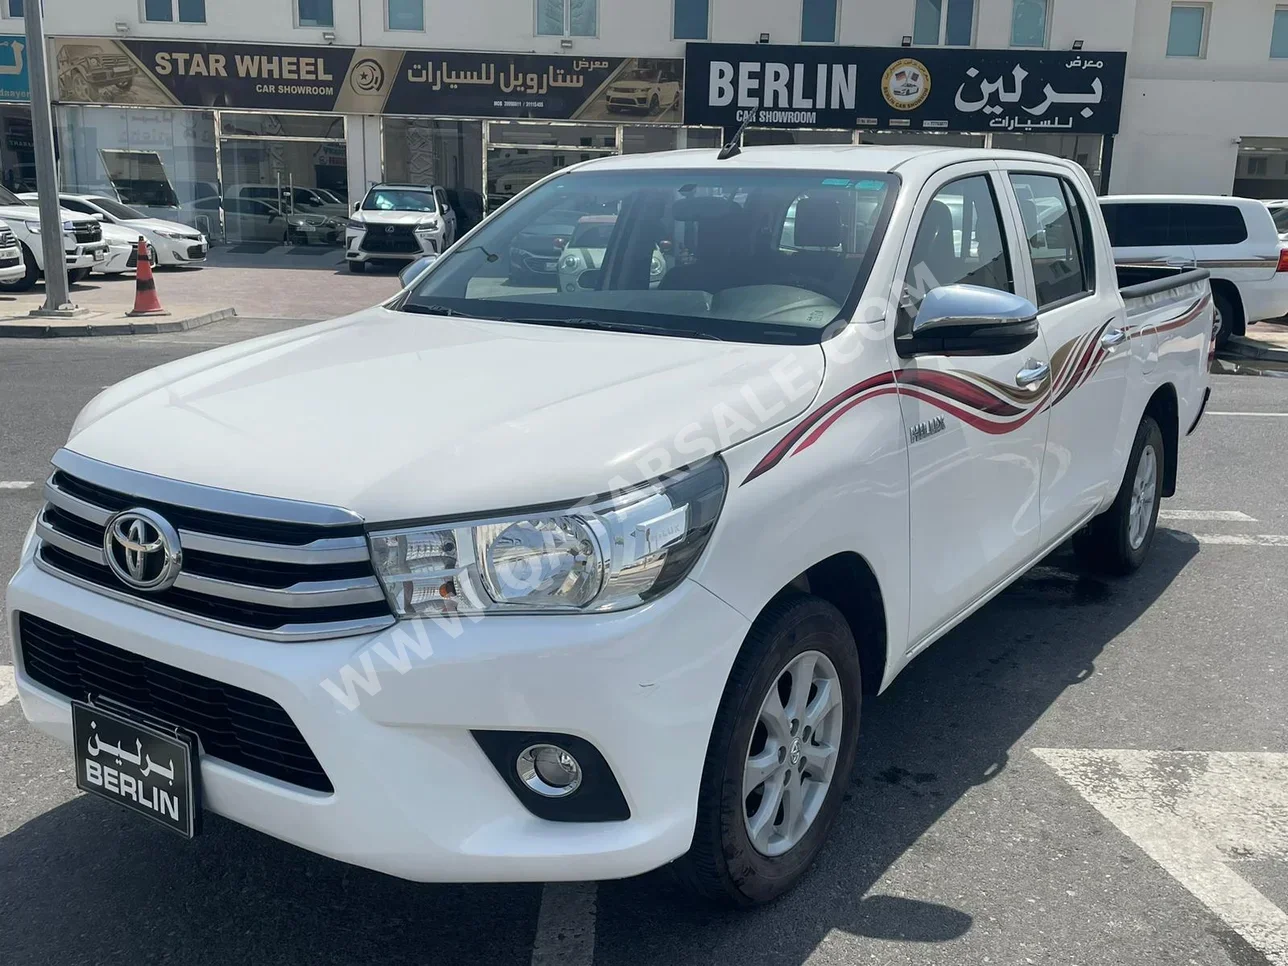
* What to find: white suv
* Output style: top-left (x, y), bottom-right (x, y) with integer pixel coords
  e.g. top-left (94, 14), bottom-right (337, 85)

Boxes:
top-left (0, 185), bottom-right (108, 290)
top-left (1100, 194), bottom-right (1288, 344)
top-left (346, 183), bottom-right (458, 273)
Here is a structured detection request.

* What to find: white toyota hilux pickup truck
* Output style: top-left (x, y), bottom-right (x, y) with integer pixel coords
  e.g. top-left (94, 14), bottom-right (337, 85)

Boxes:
top-left (7, 146), bottom-right (1213, 907)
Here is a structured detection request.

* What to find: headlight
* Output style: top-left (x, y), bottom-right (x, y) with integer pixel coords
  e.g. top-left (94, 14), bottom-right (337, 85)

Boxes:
top-left (347, 219), bottom-right (365, 230)
top-left (154, 229), bottom-right (186, 239)
top-left (559, 251), bottom-right (585, 273)
top-left (24, 220), bottom-right (40, 233)
top-left (369, 459), bottom-right (727, 618)
top-left (415, 219), bottom-right (440, 233)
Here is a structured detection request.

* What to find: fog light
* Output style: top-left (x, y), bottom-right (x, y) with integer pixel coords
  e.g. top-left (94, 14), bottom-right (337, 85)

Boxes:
top-left (517, 744), bottom-right (582, 797)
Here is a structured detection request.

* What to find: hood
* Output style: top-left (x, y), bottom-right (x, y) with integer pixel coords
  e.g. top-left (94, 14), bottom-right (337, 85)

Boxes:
top-left (66, 307), bottom-right (825, 522)
top-left (353, 210), bottom-right (440, 227)
top-left (124, 217), bottom-right (203, 237)
top-left (610, 81), bottom-right (654, 91)
top-left (100, 222), bottom-right (143, 245)
top-left (0, 204), bottom-right (94, 224)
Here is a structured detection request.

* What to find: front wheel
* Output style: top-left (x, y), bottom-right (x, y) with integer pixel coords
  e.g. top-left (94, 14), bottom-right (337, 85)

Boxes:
top-left (1073, 415), bottom-right (1164, 575)
top-left (68, 268), bottom-right (92, 284)
top-left (347, 260), bottom-right (366, 273)
top-left (673, 594), bottom-right (861, 907)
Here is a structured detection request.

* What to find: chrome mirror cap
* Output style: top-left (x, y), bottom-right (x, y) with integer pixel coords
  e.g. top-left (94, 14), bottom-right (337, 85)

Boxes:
top-left (913, 284), bottom-right (1039, 334)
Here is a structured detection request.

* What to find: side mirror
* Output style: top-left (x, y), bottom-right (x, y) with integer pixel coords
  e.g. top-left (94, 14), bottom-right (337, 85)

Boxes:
top-left (351, 201), bottom-right (359, 214)
top-left (398, 254), bottom-right (438, 287)
top-left (577, 268), bottom-right (603, 290)
top-left (92, 212), bottom-right (106, 222)
top-left (898, 284), bottom-right (1039, 357)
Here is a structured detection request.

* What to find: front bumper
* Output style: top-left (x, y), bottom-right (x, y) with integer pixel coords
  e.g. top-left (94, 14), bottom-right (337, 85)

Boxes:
top-left (1238, 276), bottom-right (1288, 324)
top-left (346, 227), bottom-right (444, 263)
top-left (0, 244), bottom-right (23, 281)
top-left (97, 243), bottom-right (137, 274)
top-left (65, 242), bottom-right (109, 270)
top-left (6, 550), bottom-right (749, 882)
top-left (153, 235), bottom-right (208, 265)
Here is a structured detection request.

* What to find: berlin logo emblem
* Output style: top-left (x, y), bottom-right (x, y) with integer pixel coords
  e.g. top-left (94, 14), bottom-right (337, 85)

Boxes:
top-left (882, 58), bottom-right (931, 111)
top-left (103, 508), bottom-right (183, 592)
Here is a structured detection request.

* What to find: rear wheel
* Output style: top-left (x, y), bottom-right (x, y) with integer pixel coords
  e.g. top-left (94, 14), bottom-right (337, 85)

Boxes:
top-left (1073, 415), bottom-right (1164, 575)
top-left (1212, 289), bottom-right (1236, 349)
top-left (0, 242), bottom-right (39, 291)
top-left (673, 595), bottom-right (861, 907)
top-left (348, 260), bottom-right (366, 273)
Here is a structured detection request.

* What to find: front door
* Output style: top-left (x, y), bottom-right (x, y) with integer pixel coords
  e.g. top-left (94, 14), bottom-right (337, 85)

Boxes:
top-left (1002, 167), bottom-right (1129, 538)
top-left (893, 165), bottom-right (1052, 648)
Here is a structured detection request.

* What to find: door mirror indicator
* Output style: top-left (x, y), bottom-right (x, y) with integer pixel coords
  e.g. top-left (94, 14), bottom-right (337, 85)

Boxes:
top-left (899, 284), bottom-right (1040, 357)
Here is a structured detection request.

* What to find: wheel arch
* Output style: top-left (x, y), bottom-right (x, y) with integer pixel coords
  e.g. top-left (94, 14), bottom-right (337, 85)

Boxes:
top-left (1209, 277), bottom-right (1245, 336)
top-left (760, 551), bottom-right (889, 696)
top-left (1144, 382), bottom-right (1179, 498)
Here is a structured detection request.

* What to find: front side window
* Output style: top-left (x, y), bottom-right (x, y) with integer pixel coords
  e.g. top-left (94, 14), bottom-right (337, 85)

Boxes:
top-left (1270, 5), bottom-right (1288, 58)
top-left (1167, 3), bottom-right (1209, 57)
top-left (902, 174), bottom-right (1013, 323)
top-left (388, 0), bottom-right (424, 30)
top-left (1010, 0), bottom-right (1049, 48)
top-left (673, 0), bottom-right (709, 40)
top-left (536, 0), bottom-right (597, 37)
top-left (144, 0), bottom-right (206, 22)
top-left (297, 0), bottom-right (333, 27)
top-left (401, 168), bottom-right (898, 344)
top-left (913, 0), bottom-right (975, 46)
top-left (801, 0), bottom-right (838, 43)
top-left (1009, 173), bottom-right (1093, 308)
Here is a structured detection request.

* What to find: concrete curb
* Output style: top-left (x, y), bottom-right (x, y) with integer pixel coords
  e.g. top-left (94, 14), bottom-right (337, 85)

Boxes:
top-left (1224, 333), bottom-right (1288, 363)
top-left (0, 307), bottom-right (237, 338)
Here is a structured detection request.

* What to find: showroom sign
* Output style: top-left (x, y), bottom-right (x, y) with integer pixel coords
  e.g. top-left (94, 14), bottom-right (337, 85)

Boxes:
top-left (0, 35), bottom-right (30, 103)
top-left (684, 43), bottom-right (1126, 135)
top-left (52, 37), bottom-right (684, 123)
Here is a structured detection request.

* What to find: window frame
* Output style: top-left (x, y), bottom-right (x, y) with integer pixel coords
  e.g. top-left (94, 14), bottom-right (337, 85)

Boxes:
top-left (141, 0), bottom-right (207, 23)
top-left (912, 0), bottom-right (978, 47)
top-left (1004, 169), bottom-right (1098, 312)
top-left (295, 0), bottom-right (335, 28)
top-left (1271, 4), bottom-right (1288, 59)
top-left (1166, 2), bottom-right (1211, 59)
top-left (671, 0), bottom-right (710, 41)
top-left (1, 0), bottom-right (21, 20)
top-left (800, 0), bottom-right (840, 44)
top-left (1009, 0), bottom-right (1051, 49)
top-left (386, 0), bottom-right (425, 32)
top-left (534, 0), bottom-right (599, 38)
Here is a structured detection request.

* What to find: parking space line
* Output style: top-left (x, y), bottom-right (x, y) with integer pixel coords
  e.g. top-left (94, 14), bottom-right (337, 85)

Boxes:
top-left (0, 481), bottom-right (34, 489)
top-left (1208, 411), bottom-right (1288, 417)
top-left (1168, 532), bottom-right (1288, 547)
top-left (0, 666), bottom-right (15, 707)
top-left (1160, 510), bottom-right (1257, 522)
top-left (530, 882), bottom-right (597, 966)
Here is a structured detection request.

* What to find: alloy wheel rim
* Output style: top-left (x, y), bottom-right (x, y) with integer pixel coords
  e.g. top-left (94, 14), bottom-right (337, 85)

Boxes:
top-left (1128, 443), bottom-right (1158, 550)
top-left (742, 649), bottom-right (844, 857)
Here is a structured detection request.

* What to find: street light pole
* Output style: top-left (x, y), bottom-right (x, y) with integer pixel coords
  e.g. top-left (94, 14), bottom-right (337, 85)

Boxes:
top-left (24, 0), bottom-right (75, 313)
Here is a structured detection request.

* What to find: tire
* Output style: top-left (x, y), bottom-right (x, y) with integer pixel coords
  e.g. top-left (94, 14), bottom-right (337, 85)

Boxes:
top-left (348, 260), bottom-right (366, 273)
top-left (1073, 415), bottom-right (1165, 576)
top-left (673, 594), bottom-right (862, 907)
top-left (1212, 289), bottom-right (1236, 349)
top-left (0, 242), bottom-right (39, 292)
top-left (649, 93), bottom-right (661, 113)
top-left (68, 268), bottom-right (91, 284)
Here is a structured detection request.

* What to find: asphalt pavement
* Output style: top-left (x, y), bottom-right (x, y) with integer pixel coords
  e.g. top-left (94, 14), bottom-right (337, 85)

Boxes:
top-left (1, 319), bottom-right (1286, 966)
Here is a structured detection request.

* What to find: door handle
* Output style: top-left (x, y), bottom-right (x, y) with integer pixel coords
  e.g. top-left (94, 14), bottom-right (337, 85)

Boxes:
top-left (1015, 360), bottom-right (1050, 387)
top-left (1101, 327), bottom-right (1128, 349)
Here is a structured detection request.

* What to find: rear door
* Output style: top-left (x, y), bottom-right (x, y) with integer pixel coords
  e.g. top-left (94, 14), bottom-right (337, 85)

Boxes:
top-left (1182, 201), bottom-right (1278, 280)
top-left (1003, 166), bottom-right (1130, 539)
top-left (1100, 201), bottom-right (1195, 270)
top-left (893, 163), bottom-right (1052, 648)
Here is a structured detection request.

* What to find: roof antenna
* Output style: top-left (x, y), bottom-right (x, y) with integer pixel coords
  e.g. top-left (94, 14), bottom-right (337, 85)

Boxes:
top-left (717, 114), bottom-right (754, 160)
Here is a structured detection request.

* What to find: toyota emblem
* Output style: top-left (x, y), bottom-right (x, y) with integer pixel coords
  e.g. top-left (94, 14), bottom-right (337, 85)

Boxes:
top-left (103, 508), bottom-right (183, 592)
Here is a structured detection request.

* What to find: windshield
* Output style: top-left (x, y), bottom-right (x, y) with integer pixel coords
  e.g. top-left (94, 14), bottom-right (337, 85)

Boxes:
top-left (0, 185), bottom-right (21, 206)
top-left (400, 168), bottom-right (897, 344)
top-left (362, 188), bottom-right (438, 213)
top-left (89, 196), bottom-right (145, 220)
top-left (315, 188), bottom-right (345, 205)
top-left (1272, 206), bottom-right (1288, 234)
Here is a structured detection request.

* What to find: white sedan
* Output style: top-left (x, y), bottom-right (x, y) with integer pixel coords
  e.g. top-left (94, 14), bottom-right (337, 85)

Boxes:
top-left (18, 192), bottom-right (208, 267)
top-left (95, 221), bottom-right (157, 275)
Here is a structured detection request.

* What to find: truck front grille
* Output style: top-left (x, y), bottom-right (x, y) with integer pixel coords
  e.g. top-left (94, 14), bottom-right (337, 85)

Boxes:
top-left (34, 450), bottom-right (395, 642)
top-left (17, 613), bottom-right (333, 792)
top-left (71, 221), bottom-right (102, 244)
top-left (0, 228), bottom-right (16, 247)
top-left (360, 226), bottom-right (420, 254)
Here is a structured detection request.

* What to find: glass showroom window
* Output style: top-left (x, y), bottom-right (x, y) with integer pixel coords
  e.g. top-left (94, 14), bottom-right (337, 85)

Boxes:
top-left (913, 0), bottom-right (975, 46)
top-left (1270, 5), bottom-right (1288, 58)
top-left (536, 0), bottom-right (598, 37)
top-left (801, 0), bottom-right (838, 43)
top-left (297, 0), bottom-right (333, 28)
top-left (1010, 0), bottom-right (1049, 47)
top-left (1166, 3), bottom-right (1210, 58)
top-left (143, 0), bottom-right (206, 22)
top-left (673, 0), bottom-right (709, 40)
top-left (388, 0), bottom-right (424, 30)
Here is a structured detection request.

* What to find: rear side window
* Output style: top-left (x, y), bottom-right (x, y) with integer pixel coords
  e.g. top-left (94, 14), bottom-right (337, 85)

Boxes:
top-left (1101, 203), bottom-right (1177, 247)
top-left (1175, 204), bottom-right (1248, 245)
top-left (1009, 173), bottom-right (1094, 308)
top-left (1272, 207), bottom-right (1288, 234)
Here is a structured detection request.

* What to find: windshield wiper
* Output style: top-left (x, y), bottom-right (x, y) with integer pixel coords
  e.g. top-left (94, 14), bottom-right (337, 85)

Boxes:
top-left (504, 317), bottom-right (724, 342)
top-left (400, 303), bottom-right (489, 318)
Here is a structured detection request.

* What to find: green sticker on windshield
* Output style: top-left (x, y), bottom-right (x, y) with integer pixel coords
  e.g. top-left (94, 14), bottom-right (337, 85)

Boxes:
top-left (855, 179), bottom-right (886, 190)
top-left (821, 177), bottom-right (887, 191)
top-left (821, 178), bottom-right (851, 187)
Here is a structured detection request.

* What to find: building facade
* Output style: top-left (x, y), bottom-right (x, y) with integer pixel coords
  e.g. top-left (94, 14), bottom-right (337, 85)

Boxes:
top-left (2, 0), bottom-right (1283, 245)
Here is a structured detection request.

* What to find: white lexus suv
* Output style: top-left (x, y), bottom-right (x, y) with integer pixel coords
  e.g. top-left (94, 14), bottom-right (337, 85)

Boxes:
top-left (345, 182), bottom-right (457, 273)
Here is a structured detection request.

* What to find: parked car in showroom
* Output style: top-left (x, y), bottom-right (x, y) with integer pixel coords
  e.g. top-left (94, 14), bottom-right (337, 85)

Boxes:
top-left (556, 214), bottom-right (669, 292)
top-left (605, 66), bottom-right (682, 115)
top-left (1100, 194), bottom-right (1288, 344)
top-left (0, 186), bottom-right (108, 290)
top-left (8, 146), bottom-right (1213, 908)
top-left (19, 192), bottom-right (207, 267)
top-left (346, 183), bottom-right (458, 272)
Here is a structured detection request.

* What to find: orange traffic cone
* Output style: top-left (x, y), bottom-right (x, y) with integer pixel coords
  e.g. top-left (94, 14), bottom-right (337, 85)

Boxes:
top-left (126, 236), bottom-right (168, 317)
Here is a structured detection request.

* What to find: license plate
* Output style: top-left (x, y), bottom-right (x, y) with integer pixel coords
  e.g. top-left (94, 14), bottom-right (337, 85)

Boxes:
top-left (92, 249), bottom-right (105, 261)
top-left (72, 700), bottom-right (200, 838)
